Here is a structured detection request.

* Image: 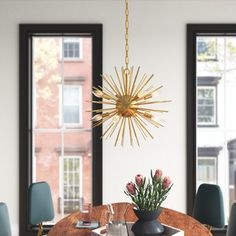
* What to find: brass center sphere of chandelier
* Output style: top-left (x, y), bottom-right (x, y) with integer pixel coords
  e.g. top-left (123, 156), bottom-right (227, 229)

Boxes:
top-left (116, 95), bottom-right (136, 117)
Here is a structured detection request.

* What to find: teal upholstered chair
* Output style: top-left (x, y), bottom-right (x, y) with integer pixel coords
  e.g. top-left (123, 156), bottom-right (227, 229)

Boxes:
top-left (226, 202), bottom-right (236, 236)
top-left (28, 182), bottom-right (54, 236)
top-left (0, 202), bottom-right (12, 236)
top-left (193, 183), bottom-right (225, 230)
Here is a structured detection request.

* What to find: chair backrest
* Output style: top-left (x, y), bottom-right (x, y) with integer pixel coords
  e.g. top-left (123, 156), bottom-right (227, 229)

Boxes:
top-left (193, 183), bottom-right (225, 228)
top-left (0, 202), bottom-right (12, 236)
top-left (226, 202), bottom-right (236, 236)
top-left (28, 181), bottom-right (54, 225)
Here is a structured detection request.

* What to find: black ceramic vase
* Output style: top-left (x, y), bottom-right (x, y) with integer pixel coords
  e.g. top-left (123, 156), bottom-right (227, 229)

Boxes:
top-left (131, 208), bottom-right (164, 236)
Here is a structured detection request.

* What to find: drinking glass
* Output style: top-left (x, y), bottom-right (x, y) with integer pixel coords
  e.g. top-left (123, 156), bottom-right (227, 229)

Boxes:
top-left (80, 203), bottom-right (98, 222)
top-left (105, 204), bottom-right (128, 236)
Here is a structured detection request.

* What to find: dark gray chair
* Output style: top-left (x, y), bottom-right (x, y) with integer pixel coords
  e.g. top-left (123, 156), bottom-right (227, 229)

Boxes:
top-left (193, 183), bottom-right (225, 230)
top-left (0, 202), bottom-right (12, 236)
top-left (28, 181), bottom-right (54, 236)
top-left (226, 202), bottom-right (236, 236)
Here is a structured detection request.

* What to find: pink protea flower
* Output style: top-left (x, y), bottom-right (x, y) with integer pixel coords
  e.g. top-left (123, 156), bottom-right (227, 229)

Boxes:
top-left (154, 169), bottom-right (163, 180)
top-left (135, 174), bottom-right (143, 187)
top-left (126, 182), bottom-right (136, 195)
top-left (162, 176), bottom-right (172, 189)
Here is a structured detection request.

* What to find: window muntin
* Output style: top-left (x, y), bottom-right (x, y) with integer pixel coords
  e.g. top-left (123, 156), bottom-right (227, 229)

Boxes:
top-left (63, 85), bottom-right (82, 125)
top-left (63, 38), bottom-right (82, 60)
top-left (197, 86), bottom-right (216, 125)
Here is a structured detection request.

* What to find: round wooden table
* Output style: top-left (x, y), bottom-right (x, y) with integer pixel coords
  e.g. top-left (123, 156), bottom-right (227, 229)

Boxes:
top-left (48, 202), bottom-right (212, 236)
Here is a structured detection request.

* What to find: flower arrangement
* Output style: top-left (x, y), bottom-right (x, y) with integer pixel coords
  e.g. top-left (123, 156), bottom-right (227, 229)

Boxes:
top-left (125, 169), bottom-right (173, 212)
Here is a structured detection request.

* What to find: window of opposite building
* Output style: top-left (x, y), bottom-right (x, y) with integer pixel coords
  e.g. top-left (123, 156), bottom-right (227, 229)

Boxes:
top-left (197, 147), bottom-right (222, 189)
top-left (63, 38), bottom-right (82, 60)
top-left (197, 86), bottom-right (217, 126)
top-left (61, 156), bottom-right (82, 214)
top-left (63, 85), bottom-right (82, 125)
top-left (197, 157), bottom-right (217, 186)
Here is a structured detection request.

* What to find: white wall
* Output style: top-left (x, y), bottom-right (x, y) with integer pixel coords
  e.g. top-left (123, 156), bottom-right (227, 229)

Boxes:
top-left (1, 0), bottom-right (236, 235)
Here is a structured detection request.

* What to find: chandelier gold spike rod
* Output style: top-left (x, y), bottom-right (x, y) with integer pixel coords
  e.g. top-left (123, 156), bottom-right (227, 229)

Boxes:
top-left (90, 0), bottom-right (170, 146)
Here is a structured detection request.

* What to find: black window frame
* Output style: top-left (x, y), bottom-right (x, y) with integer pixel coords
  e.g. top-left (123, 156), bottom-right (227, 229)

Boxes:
top-left (19, 24), bottom-right (103, 236)
top-left (187, 24), bottom-right (236, 236)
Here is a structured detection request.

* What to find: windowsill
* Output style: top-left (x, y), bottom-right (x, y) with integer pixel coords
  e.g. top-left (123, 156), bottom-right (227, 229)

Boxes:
top-left (58, 58), bottom-right (84, 62)
top-left (61, 124), bottom-right (83, 129)
top-left (197, 124), bottom-right (219, 128)
top-left (197, 58), bottom-right (219, 62)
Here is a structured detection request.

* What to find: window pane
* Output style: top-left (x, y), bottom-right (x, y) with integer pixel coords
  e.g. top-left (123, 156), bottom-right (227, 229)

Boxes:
top-left (69, 50), bottom-right (73, 58)
top-left (198, 108), bottom-right (214, 116)
top-left (64, 106), bottom-right (80, 123)
top-left (196, 36), bottom-right (236, 221)
top-left (33, 37), bottom-right (62, 129)
top-left (64, 132), bottom-right (92, 206)
top-left (33, 132), bottom-right (62, 221)
top-left (74, 43), bottom-right (79, 49)
top-left (75, 50), bottom-right (79, 58)
top-left (75, 173), bottom-right (80, 184)
top-left (32, 36), bottom-right (92, 222)
top-left (197, 37), bottom-right (217, 61)
top-left (64, 86), bottom-right (81, 105)
top-left (69, 44), bottom-right (73, 51)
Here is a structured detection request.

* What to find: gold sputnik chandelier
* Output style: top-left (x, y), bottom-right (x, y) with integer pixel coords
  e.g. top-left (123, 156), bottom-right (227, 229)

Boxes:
top-left (91, 0), bottom-right (170, 146)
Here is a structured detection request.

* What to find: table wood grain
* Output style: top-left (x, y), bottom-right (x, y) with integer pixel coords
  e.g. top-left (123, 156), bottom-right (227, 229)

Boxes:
top-left (48, 202), bottom-right (212, 236)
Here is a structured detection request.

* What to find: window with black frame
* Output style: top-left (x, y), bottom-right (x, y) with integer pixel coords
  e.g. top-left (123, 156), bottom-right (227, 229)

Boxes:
top-left (187, 25), bottom-right (236, 234)
top-left (19, 24), bottom-right (102, 236)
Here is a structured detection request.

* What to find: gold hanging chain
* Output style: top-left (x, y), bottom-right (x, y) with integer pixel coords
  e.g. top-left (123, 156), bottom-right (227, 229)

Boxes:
top-left (125, 0), bottom-right (129, 73)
